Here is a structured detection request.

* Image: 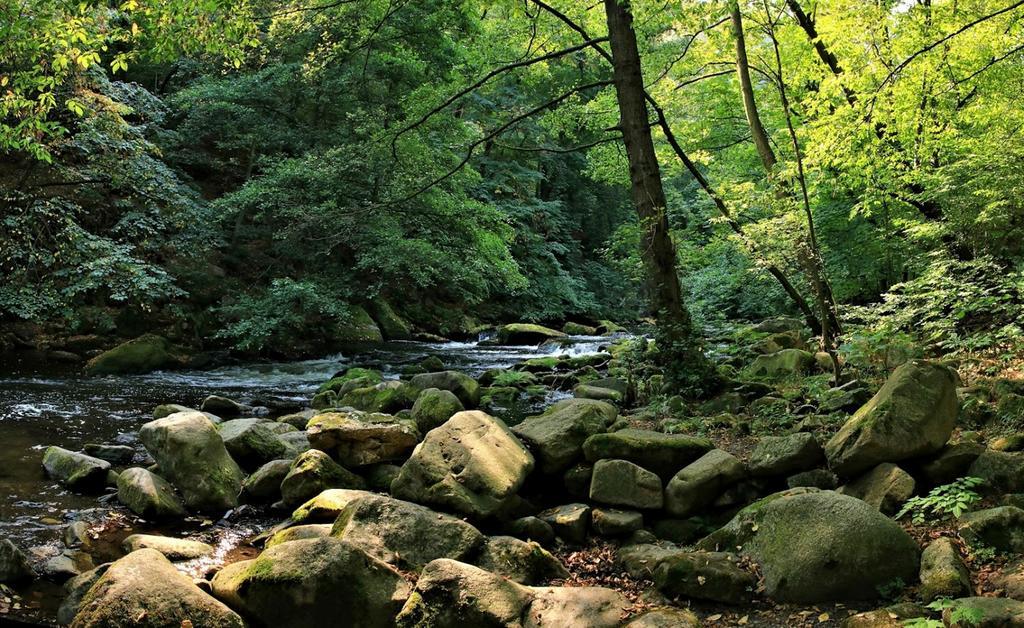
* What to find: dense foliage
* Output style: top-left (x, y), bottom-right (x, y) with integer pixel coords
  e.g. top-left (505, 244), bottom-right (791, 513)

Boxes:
top-left (3, 0), bottom-right (1024, 360)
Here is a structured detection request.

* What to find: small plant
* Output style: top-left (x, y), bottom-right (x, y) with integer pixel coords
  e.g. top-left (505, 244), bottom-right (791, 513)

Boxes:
top-left (896, 477), bottom-right (984, 524)
top-left (876, 577), bottom-right (906, 600)
top-left (903, 599), bottom-right (984, 627)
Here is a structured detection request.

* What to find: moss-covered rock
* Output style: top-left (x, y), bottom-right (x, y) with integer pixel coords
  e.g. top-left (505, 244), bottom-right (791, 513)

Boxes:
top-left (391, 411), bottom-right (534, 518)
top-left (333, 305), bottom-right (384, 344)
top-left (331, 494), bottom-right (484, 571)
top-left (582, 429), bottom-right (713, 481)
top-left (589, 459), bottom-right (663, 510)
top-left (42, 447), bottom-right (111, 492)
top-left (838, 462), bottom-right (915, 514)
top-left (969, 449), bottom-right (1024, 493)
top-left (218, 418), bottom-right (287, 471)
top-left (287, 488), bottom-right (376, 525)
top-left (395, 559), bottom-right (532, 627)
top-left (280, 449), bottom-right (366, 507)
top-left (408, 371), bottom-right (480, 407)
top-left (537, 503), bottom-right (591, 545)
top-left (562, 322), bottom-right (597, 336)
top-left (825, 361), bottom-right (960, 477)
top-left (958, 506), bottom-right (1024, 552)
top-left (746, 349), bottom-right (815, 378)
top-left (121, 534), bottom-right (213, 561)
top-left (138, 411), bottom-right (244, 513)
top-left (496, 323), bottom-right (567, 345)
top-left (474, 535), bottom-right (568, 585)
top-left (512, 398), bottom-right (618, 474)
top-left (652, 551), bottom-right (755, 604)
top-left (573, 384), bottom-right (622, 402)
top-left (83, 335), bottom-right (180, 375)
top-left (116, 467), bottom-right (186, 519)
top-left (264, 524), bottom-right (333, 548)
top-left (318, 368), bottom-right (384, 394)
top-left (368, 300), bottom-right (412, 340)
top-left (697, 488), bottom-right (920, 602)
top-left (410, 388), bottom-right (464, 432)
top-left (664, 449), bottom-right (745, 517)
top-left (748, 432), bottom-right (824, 477)
top-left (307, 410), bottom-right (419, 467)
top-left (211, 537), bottom-right (411, 628)
top-left (919, 537), bottom-right (970, 602)
top-left (240, 459), bottom-right (292, 504)
top-left (340, 381), bottom-right (419, 413)
top-left (71, 548), bottom-right (244, 628)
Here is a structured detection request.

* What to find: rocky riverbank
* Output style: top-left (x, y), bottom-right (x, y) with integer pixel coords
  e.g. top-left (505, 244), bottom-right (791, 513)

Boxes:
top-left (5, 319), bottom-right (1024, 626)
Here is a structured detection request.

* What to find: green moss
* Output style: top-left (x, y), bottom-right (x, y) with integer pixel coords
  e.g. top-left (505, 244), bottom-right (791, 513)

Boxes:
top-left (318, 368), bottom-right (383, 393)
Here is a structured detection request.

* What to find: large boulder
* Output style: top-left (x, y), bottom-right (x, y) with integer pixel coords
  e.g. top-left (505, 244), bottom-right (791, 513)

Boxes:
top-left (747, 349), bottom-right (815, 378)
top-left (825, 361), bottom-right (959, 477)
top-left (218, 418), bottom-right (287, 470)
top-left (919, 537), bottom-right (970, 602)
top-left (307, 410), bottom-right (419, 467)
top-left (410, 388), bottom-right (464, 432)
top-left (70, 549), bottom-right (244, 628)
top-left (838, 463), bottom-right (915, 514)
top-left (408, 371), bottom-right (481, 408)
top-left (280, 449), bottom-right (366, 507)
top-left (496, 324), bottom-right (567, 345)
top-left (212, 537), bottom-right (411, 628)
top-left (748, 433), bottom-right (824, 477)
top-left (958, 506), bottom-right (1024, 552)
top-left (369, 299), bottom-right (413, 340)
top-left (138, 411), bottom-right (244, 512)
top-left (0, 538), bottom-right (33, 583)
top-left (334, 305), bottom-right (384, 344)
top-left (331, 494), bottom-right (484, 571)
top-left (513, 399), bottom-right (618, 474)
top-left (969, 449), bottom-right (1024, 493)
top-left (664, 449), bottom-right (745, 517)
top-left (340, 381), bottom-right (419, 413)
top-left (83, 335), bottom-right (179, 375)
top-left (589, 459), bottom-right (663, 510)
top-left (391, 411), bottom-right (534, 518)
top-left (582, 429), bottom-right (713, 480)
top-left (697, 488), bottom-right (920, 602)
top-left (116, 467), bottom-right (186, 519)
top-left (652, 551), bottom-right (755, 604)
top-left (121, 534), bottom-right (213, 561)
top-left (285, 488), bottom-right (377, 526)
top-left (42, 447), bottom-right (111, 491)
top-left (474, 536), bottom-right (568, 585)
top-left (240, 459), bottom-right (293, 503)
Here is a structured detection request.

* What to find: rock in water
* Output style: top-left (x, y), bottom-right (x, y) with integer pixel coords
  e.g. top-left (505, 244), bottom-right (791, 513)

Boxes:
top-left (70, 548), bottom-right (244, 627)
top-left (280, 449), bottom-right (366, 507)
top-left (241, 459), bottom-right (293, 503)
top-left (825, 361), bottom-right (959, 477)
top-left (513, 398), bottom-right (618, 474)
top-left (697, 488), bottom-right (920, 602)
top-left (83, 334), bottom-right (179, 375)
top-left (116, 467), bottom-right (186, 519)
top-left (121, 534), bottom-right (213, 561)
top-left (391, 410), bottom-right (534, 518)
top-left (0, 538), bottom-right (33, 583)
top-left (307, 410), bottom-right (420, 467)
top-left (138, 411), bottom-right (244, 513)
top-left (410, 388), bottom-right (464, 432)
top-left (408, 371), bottom-right (481, 407)
top-left (212, 537), bottom-right (411, 628)
top-left (331, 493), bottom-right (484, 571)
top-left (496, 323), bottom-right (567, 345)
top-left (42, 447), bottom-right (111, 491)
top-left (218, 419), bottom-right (287, 471)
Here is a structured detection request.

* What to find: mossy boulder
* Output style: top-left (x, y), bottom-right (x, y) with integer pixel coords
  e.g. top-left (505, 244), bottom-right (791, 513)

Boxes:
top-left (968, 449), bottom-right (1024, 493)
top-left (825, 361), bottom-right (959, 477)
top-left (116, 467), bottom-right (186, 519)
top-left (340, 381), bottom-right (419, 413)
top-left (264, 524), bottom-right (333, 549)
top-left (211, 537), bottom-right (411, 628)
top-left (582, 429), bottom-right (713, 480)
top-left (697, 488), bottom-right (920, 602)
top-left (138, 411), bottom-right (244, 513)
top-left (42, 447), bottom-right (111, 492)
top-left (496, 323), bottom-right (567, 345)
top-left (474, 536), bottom-right (568, 585)
top-left (331, 494), bottom-right (484, 571)
top-left (217, 419), bottom-right (287, 471)
top-left (280, 449), bottom-right (366, 507)
top-left (750, 331), bottom-right (807, 355)
top-left (333, 305), bottom-right (384, 344)
top-left (958, 506), bottom-right (1024, 552)
top-left (287, 488), bottom-right (376, 525)
top-left (71, 549), bottom-right (244, 628)
top-left (838, 462), bottom-right (915, 514)
top-left (512, 398), bottom-right (618, 474)
top-left (652, 551), bottom-right (755, 604)
top-left (318, 368), bottom-right (384, 394)
top-left (368, 300), bottom-right (413, 340)
top-left (748, 433), bottom-right (824, 477)
top-left (747, 349), bottom-right (815, 378)
top-left (391, 411), bottom-right (534, 518)
top-left (408, 371), bottom-right (480, 407)
top-left (83, 335), bottom-right (180, 375)
top-left (240, 459), bottom-right (292, 503)
top-left (0, 539), bottom-right (33, 583)
top-left (664, 449), bottom-right (745, 517)
top-left (562, 322), bottom-right (597, 336)
top-left (589, 459), bottom-right (663, 510)
top-left (121, 534), bottom-right (213, 561)
top-left (307, 410), bottom-right (419, 467)
top-left (573, 384), bottom-right (622, 403)
top-left (919, 537), bottom-right (970, 602)
top-left (410, 388), bottom-right (464, 432)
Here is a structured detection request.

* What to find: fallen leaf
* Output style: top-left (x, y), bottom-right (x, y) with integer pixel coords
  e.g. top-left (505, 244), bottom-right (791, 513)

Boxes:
top-left (738, 615), bottom-right (749, 625)
top-left (706, 614), bottom-right (722, 622)
top-left (818, 612), bottom-right (830, 622)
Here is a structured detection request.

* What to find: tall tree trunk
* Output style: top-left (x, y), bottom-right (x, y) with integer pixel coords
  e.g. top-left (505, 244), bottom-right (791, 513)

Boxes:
top-left (730, 2), bottom-right (777, 173)
top-left (604, 0), bottom-right (716, 393)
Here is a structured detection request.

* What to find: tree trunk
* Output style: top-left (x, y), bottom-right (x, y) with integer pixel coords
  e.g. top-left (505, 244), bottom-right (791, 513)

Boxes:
top-left (604, 0), bottom-right (715, 393)
top-left (730, 2), bottom-right (777, 173)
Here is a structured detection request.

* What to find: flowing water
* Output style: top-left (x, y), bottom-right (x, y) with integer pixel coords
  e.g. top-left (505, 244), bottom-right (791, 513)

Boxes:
top-left (0, 335), bottom-right (615, 625)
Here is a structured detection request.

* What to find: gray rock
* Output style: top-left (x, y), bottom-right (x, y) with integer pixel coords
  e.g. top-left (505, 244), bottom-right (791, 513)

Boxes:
top-left (624, 607), bottom-right (701, 628)
top-left (240, 459), bottom-right (292, 503)
top-left (391, 410), bottom-right (534, 518)
top-left (200, 395), bottom-right (246, 417)
top-left (507, 517), bottom-right (555, 546)
top-left (664, 449), bottom-right (745, 517)
top-left (589, 459), bottom-right (663, 509)
top-left (697, 488), bottom-right (920, 602)
top-left (0, 538), bottom-right (33, 583)
top-left (307, 410), bottom-right (420, 467)
top-left (919, 537), bottom-right (970, 602)
top-left (959, 506), bottom-right (1024, 552)
top-left (211, 537), bottom-right (411, 628)
top-left (748, 433), bottom-right (824, 477)
top-left (921, 442), bottom-right (984, 485)
top-left (786, 468), bottom-right (838, 490)
top-left (408, 371), bottom-right (481, 407)
top-left (513, 399), bottom-right (617, 474)
top-left (116, 467), bottom-right (186, 519)
top-left (83, 444), bottom-right (135, 465)
top-left (139, 411), bottom-right (244, 513)
top-left (474, 536), bottom-right (568, 584)
top-left (280, 449), bottom-right (366, 508)
top-left (653, 551), bottom-right (755, 604)
top-left (839, 462), bottom-right (916, 514)
top-left (42, 447), bottom-right (111, 491)
top-left (538, 503), bottom-right (591, 545)
top-left (218, 418), bottom-right (287, 470)
top-left (121, 534), bottom-right (214, 561)
top-left (969, 449), bottom-right (1024, 493)
top-left (825, 361), bottom-right (959, 477)
top-left (330, 494), bottom-right (484, 571)
top-left (582, 429), bottom-right (713, 480)
top-left (940, 597), bottom-right (1024, 627)
top-left (277, 408), bottom-right (317, 430)
top-left (70, 548), bottom-right (244, 627)
top-left (591, 508), bottom-right (643, 536)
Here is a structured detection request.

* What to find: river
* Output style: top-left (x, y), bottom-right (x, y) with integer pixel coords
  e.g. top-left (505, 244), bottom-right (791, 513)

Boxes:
top-left (0, 335), bottom-right (614, 625)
